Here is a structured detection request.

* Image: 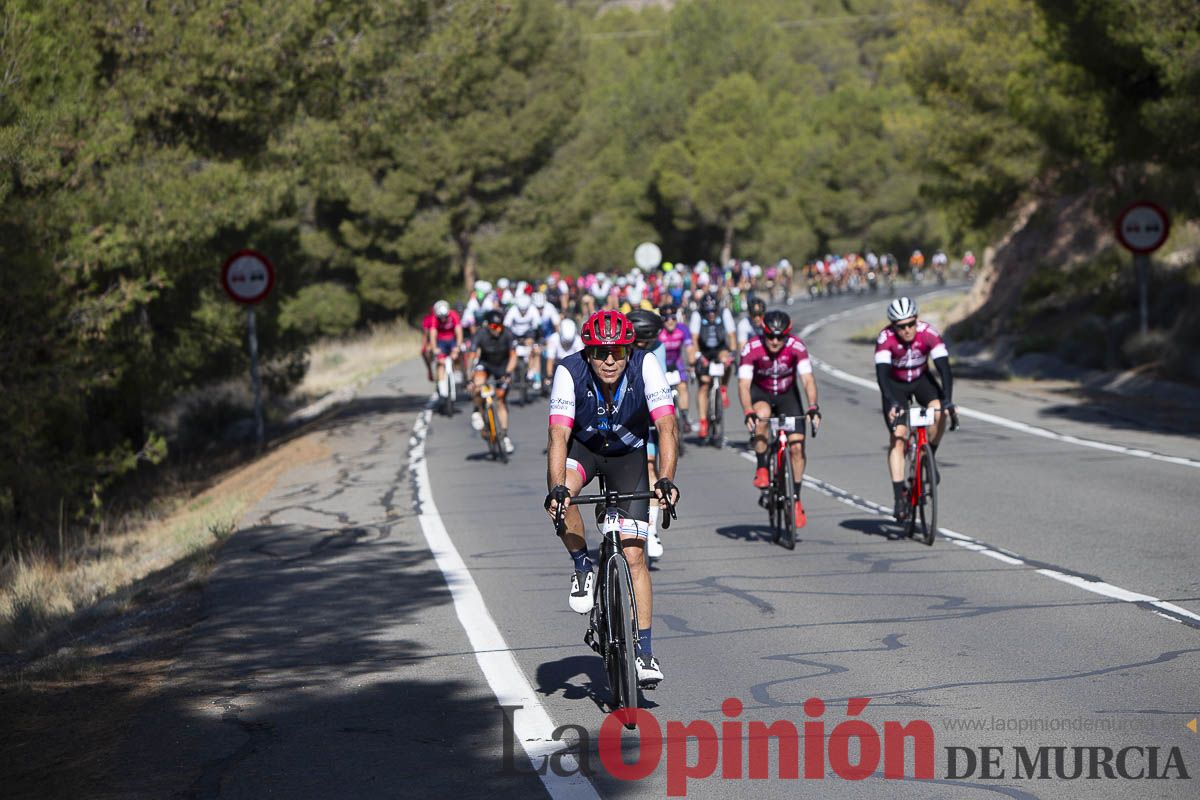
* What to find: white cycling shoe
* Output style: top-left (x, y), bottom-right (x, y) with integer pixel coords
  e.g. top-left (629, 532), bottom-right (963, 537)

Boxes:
top-left (636, 654), bottom-right (663, 686)
top-left (569, 570), bottom-right (595, 614)
top-left (470, 411), bottom-right (484, 431)
top-left (503, 436), bottom-right (515, 454)
top-left (647, 530), bottom-right (664, 559)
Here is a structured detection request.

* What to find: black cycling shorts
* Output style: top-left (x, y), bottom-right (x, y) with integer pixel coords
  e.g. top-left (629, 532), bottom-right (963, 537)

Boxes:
top-left (880, 371), bottom-right (943, 427)
top-left (565, 439), bottom-right (650, 536)
top-left (750, 383), bottom-right (806, 420)
top-left (474, 362), bottom-right (509, 383)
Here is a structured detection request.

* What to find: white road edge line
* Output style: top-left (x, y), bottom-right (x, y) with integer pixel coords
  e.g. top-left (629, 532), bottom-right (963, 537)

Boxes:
top-left (736, 449), bottom-right (1200, 626)
top-left (409, 402), bottom-right (600, 800)
top-left (798, 301), bottom-right (1200, 470)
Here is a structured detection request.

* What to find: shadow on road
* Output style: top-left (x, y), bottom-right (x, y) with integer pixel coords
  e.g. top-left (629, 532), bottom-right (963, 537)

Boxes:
top-left (715, 523), bottom-right (776, 544)
top-left (104, 521), bottom-right (552, 799)
top-left (839, 517), bottom-right (906, 540)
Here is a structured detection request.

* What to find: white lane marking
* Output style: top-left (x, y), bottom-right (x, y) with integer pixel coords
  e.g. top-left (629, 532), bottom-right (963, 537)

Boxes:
top-left (410, 404), bottom-right (600, 800)
top-left (799, 300), bottom-right (1200, 470)
top-left (736, 449), bottom-right (1200, 627)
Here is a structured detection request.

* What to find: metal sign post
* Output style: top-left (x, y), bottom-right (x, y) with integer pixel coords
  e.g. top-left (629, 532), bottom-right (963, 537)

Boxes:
top-left (1114, 201), bottom-right (1170, 335)
top-left (221, 249), bottom-right (277, 449)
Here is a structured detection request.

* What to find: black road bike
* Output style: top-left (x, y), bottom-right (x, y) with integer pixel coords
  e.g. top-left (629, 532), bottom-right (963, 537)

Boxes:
top-left (553, 476), bottom-right (676, 722)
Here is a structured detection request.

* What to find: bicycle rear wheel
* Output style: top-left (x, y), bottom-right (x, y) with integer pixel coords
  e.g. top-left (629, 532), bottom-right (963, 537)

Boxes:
top-left (605, 554), bottom-right (639, 716)
top-left (766, 452), bottom-right (780, 542)
top-left (915, 444), bottom-right (937, 545)
top-left (779, 451), bottom-right (796, 550)
top-left (708, 384), bottom-right (722, 446)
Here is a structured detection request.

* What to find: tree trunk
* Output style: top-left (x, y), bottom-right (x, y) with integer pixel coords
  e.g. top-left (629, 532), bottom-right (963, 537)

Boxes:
top-left (720, 219), bottom-right (734, 266)
top-left (460, 233), bottom-right (476, 295)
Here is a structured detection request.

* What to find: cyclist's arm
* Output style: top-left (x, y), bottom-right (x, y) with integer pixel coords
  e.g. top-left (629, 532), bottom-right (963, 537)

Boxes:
top-left (737, 344), bottom-right (755, 413)
top-left (934, 357), bottom-right (953, 406)
top-left (506, 347), bottom-right (518, 375)
top-left (876, 362), bottom-right (900, 409)
top-left (642, 356), bottom-right (678, 482)
top-left (547, 366), bottom-right (574, 489)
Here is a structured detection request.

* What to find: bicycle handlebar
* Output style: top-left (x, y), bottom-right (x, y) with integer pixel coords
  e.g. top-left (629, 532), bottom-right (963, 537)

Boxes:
top-left (552, 489), bottom-right (677, 536)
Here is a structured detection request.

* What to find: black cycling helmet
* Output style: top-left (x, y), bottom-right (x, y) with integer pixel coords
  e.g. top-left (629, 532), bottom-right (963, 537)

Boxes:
top-left (748, 297), bottom-right (766, 316)
top-left (626, 308), bottom-right (663, 349)
top-left (658, 303), bottom-right (678, 317)
top-left (699, 294), bottom-right (719, 314)
top-left (483, 308), bottom-right (504, 327)
top-left (762, 310), bottom-right (792, 338)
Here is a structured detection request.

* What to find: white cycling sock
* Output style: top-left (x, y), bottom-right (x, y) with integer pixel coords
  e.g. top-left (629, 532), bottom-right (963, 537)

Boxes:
top-left (648, 505), bottom-right (659, 538)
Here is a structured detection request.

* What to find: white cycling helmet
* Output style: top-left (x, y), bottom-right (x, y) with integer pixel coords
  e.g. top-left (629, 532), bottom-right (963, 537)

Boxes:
top-left (626, 286), bottom-right (643, 305)
top-left (433, 300), bottom-right (450, 318)
top-left (473, 280), bottom-right (487, 292)
top-left (532, 292), bottom-right (546, 308)
top-left (887, 297), bottom-right (918, 322)
top-left (560, 318), bottom-right (577, 343)
top-left (497, 277), bottom-right (511, 290)
top-left (515, 292), bottom-right (532, 311)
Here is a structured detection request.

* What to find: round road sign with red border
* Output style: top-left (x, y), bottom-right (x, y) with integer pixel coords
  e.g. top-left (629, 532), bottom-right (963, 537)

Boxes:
top-left (221, 249), bottom-right (276, 305)
top-left (1115, 201), bottom-right (1170, 254)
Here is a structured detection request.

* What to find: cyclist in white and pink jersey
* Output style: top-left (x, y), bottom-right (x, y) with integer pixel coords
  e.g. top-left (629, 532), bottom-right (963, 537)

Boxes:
top-left (738, 310), bottom-right (821, 529)
top-left (874, 296), bottom-right (956, 520)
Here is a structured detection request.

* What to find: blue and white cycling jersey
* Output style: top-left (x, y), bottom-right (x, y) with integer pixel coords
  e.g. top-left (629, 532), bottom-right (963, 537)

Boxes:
top-left (548, 349), bottom-right (675, 457)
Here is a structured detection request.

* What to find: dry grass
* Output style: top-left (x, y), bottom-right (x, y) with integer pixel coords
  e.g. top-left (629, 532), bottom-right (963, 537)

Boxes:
top-left (1, 319), bottom-right (414, 657)
top-left (297, 320), bottom-right (424, 399)
top-left (0, 434), bottom-right (329, 654)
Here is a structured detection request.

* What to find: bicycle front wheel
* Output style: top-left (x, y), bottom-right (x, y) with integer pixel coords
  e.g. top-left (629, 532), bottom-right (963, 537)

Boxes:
top-left (605, 554), bottom-right (639, 717)
top-left (779, 451), bottom-right (796, 550)
top-left (766, 452), bottom-right (780, 542)
top-left (915, 444), bottom-right (937, 545)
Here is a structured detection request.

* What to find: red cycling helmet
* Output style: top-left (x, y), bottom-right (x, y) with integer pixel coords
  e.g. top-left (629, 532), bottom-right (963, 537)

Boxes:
top-left (580, 310), bottom-right (635, 346)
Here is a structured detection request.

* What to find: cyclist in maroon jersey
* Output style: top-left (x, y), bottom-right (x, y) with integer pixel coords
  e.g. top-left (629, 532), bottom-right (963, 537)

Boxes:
top-left (738, 310), bottom-right (821, 528)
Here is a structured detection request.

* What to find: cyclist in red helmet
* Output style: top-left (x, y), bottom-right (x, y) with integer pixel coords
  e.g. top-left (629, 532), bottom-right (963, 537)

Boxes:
top-left (544, 310), bottom-right (681, 687)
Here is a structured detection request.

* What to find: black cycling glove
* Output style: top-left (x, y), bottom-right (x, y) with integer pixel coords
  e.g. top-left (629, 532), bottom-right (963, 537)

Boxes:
top-left (654, 477), bottom-right (680, 504)
top-left (543, 484), bottom-right (570, 511)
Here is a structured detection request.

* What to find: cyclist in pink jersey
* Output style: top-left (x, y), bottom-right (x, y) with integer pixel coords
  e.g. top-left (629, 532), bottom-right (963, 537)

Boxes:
top-left (874, 297), bottom-right (956, 520)
top-left (738, 310), bottom-right (821, 528)
top-left (657, 304), bottom-right (693, 432)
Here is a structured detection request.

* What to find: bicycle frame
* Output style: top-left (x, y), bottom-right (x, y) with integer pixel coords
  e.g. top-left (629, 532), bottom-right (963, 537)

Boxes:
top-left (552, 476), bottom-right (676, 715)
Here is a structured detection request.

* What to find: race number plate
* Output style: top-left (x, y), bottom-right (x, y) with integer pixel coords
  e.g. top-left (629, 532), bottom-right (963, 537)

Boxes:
top-left (908, 407), bottom-right (936, 428)
top-left (769, 417), bottom-right (798, 434)
top-left (708, 362), bottom-right (725, 377)
top-left (665, 370), bottom-right (682, 385)
top-left (516, 344), bottom-right (532, 359)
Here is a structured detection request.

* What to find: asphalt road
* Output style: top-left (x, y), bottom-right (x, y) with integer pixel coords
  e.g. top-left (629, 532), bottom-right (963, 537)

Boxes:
top-left (112, 286), bottom-right (1200, 800)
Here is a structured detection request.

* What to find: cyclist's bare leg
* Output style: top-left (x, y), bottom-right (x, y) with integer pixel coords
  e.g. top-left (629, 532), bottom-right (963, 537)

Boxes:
top-left (751, 401), bottom-right (772, 456)
top-left (622, 537), bottom-right (652, 629)
top-left (470, 369), bottom-right (486, 413)
top-left (697, 375), bottom-right (711, 421)
top-left (496, 392), bottom-right (509, 433)
top-left (888, 425), bottom-right (909, 481)
top-left (676, 381), bottom-right (690, 418)
top-left (422, 347), bottom-right (434, 381)
top-left (435, 355), bottom-right (447, 389)
top-left (788, 434), bottom-right (806, 480)
top-left (927, 399), bottom-right (947, 447)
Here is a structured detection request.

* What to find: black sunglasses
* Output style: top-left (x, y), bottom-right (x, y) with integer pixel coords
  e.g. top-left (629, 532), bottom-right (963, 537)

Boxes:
top-left (764, 331), bottom-right (788, 340)
top-left (586, 345), bottom-right (629, 362)
top-left (892, 320), bottom-right (917, 331)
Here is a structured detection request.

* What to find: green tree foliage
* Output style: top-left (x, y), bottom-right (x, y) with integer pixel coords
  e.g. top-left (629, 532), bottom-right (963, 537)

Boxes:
top-left (2, 0), bottom-right (1194, 554)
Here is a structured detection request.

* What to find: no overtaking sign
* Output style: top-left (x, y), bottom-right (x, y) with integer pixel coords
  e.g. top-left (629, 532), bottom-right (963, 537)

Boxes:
top-left (1115, 202), bottom-right (1170, 254)
top-left (222, 249), bottom-right (276, 304)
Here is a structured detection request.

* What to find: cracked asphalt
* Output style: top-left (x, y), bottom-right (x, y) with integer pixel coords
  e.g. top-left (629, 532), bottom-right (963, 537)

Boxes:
top-left (113, 288), bottom-right (1200, 799)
